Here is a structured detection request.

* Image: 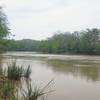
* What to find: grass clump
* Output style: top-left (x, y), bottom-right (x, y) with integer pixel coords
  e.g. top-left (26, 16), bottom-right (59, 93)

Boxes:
top-left (22, 80), bottom-right (54, 100)
top-left (0, 81), bottom-right (16, 100)
top-left (7, 61), bottom-right (31, 81)
top-left (7, 62), bottom-right (24, 80)
top-left (24, 65), bottom-right (31, 79)
top-left (23, 84), bottom-right (44, 100)
top-left (0, 61), bottom-right (54, 100)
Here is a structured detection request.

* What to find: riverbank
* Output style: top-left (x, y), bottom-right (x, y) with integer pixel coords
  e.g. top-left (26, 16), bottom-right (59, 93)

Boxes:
top-left (2, 51), bottom-right (100, 61)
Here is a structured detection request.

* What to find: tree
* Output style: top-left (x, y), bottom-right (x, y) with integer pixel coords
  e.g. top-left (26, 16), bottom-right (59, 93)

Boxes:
top-left (0, 7), bottom-right (10, 52)
top-left (6, 28), bottom-right (100, 55)
top-left (79, 28), bottom-right (100, 54)
top-left (0, 7), bottom-right (10, 38)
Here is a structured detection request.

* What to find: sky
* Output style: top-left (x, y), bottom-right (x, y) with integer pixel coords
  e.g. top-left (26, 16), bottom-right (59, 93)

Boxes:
top-left (0, 0), bottom-right (100, 40)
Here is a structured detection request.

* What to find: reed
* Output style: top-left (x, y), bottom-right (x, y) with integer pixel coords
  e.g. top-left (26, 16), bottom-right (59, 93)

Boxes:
top-left (0, 80), bottom-right (16, 100)
top-left (22, 80), bottom-right (54, 100)
top-left (7, 62), bottom-right (24, 80)
top-left (7, 61), bottom-right (31, 81)
top-left (24, 65), bottom-right (31, 79)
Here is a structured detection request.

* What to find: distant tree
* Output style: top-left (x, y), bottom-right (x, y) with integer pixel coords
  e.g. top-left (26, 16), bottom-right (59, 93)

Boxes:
top-left (79, 28), bottom-right (100, 54)
top-left (6, 28), bottom-right (100, 55)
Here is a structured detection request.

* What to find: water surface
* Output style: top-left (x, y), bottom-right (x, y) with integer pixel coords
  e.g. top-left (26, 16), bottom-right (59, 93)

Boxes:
top-left (1, 52), bottom-right (100, 100)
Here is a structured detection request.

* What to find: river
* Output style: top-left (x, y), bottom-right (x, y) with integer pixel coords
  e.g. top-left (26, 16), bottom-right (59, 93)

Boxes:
top-left (1, 51), bottom-right (100, 100)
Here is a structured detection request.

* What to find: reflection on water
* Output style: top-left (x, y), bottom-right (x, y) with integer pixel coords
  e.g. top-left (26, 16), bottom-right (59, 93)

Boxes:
top-left (1, 52), bottom-right (100, 100)
top-left (47, 60), bottom-right (100, 82)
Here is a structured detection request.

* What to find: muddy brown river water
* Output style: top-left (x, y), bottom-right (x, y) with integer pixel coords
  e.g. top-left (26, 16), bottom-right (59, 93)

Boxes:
top-left (1, 52), bottom-right (100, 100)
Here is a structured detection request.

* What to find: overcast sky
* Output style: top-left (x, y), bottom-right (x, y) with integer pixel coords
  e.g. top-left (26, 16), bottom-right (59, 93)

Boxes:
top-left (0, 0), bottom-right (100, 40)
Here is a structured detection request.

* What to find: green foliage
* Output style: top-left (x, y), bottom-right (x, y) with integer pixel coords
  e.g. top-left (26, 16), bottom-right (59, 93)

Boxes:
top-left (0, 7), bottom-right (10, 52)
top-left (0, 7), bottom-right (10, 39)
top-left (7, 62), bottom-right (24, 80)
top-left (79, 29), bottom-right (100, 54)
top-left (7, 61), bottom-right (31, 80)
top-left (0, 61), bottom-right (53, 100)
top-left (0, 80), bottom-right (53, 100)
top-left (23, 84), bottom-right (44, 100)
top-left (23, 80), bottom-right (54, 100)
top-left (5, 28), bottom-right (100, 55)
top-left (0, 81), bottom-right (16, 100)
top-left (6, 39), bottom-right (40, 51)
top-left (40, 28), bottom-right (100, 54)
top-left (39, 28), bottom-right (100, 54)
top-left (24, 65), bottom-right (31, 79)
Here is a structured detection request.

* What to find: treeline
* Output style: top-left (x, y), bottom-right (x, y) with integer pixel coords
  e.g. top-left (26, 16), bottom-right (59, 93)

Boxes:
top-left (6, 39), bottom-right (40, 51)
top-left (0, 7), bottom-right (100, 55)
top-left (6, 28), bottom-right (100, 55)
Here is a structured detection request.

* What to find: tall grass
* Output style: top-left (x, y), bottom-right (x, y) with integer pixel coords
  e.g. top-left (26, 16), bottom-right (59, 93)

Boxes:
top-left (0, 80), bottom-right (54, 100)
top-left (7, 62), bottom-right (24, 80)
top-left (7, 61), bottom-right (31, 81)
top-left (0, 61), bottom-right (54, 100)
top-left (0, 66), bottom-right (3, 76)
top-left (22, 80), bottom-right (54, 100)
top-left (0, 80), bottom-right (16, 100)
top-left (24, 65), bottom-right (31, 79)
top-left (23, 84), bottom-right (45, 100)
